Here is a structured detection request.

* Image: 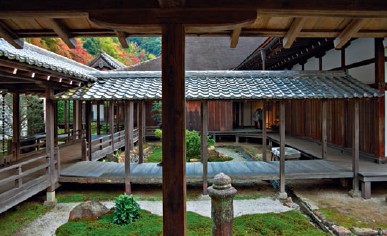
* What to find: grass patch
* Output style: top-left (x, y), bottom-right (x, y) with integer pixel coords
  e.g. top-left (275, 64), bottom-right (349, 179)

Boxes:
top-left (319, 208), bottom-right (387, 229)
top-left (0, 199), bottom-right (52, 236)
top-left (56, 209), bottom-right (326, 236)
top-left (208, 156), bottom-right (233, 162)
top-left (146, 146), bottom-right (162, 163)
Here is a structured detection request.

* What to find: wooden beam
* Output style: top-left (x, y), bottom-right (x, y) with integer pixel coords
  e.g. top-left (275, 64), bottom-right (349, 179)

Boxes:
top-left (201, 100), bottom-right (208, 195)
top-left (334, 19), bottom-right (368, 49)
top-left (124, 101), bottom-right (131, 194)
top-left (162, 23), bottom-right (186, 235)
top-left (322, 100), bottom-right (327, 159)
top-left (158, 0), bottom-right (185, 8)
top-left (12, 93), bottom-right (20, 161)
top-left (115, 30), bottom-right (129, 48)
top-left (351, 100), bottom-right (360, 196)
top-left (230, 27), bottom-right (241, 48)
top-left (96, 102), bottom-right (101, 135)
top-left (262, 101), bottom-right (267, 161)
top-left (0, 20), bottom-right (23, 49)
top-left (279, 100), bottom-right (287, 199)
top-left (374, 38), bottom-right (385, 162)
top-left (45, 88), bottom-right (56, 192)
top-left (89, 9), bottom-right (257, 27)
top-left (47, 18), bottom-right (76, 49)
top-left (283, 17), bottom-right (307, 49)
top-left (138, 101), bottom-right (144, 163)
top-left (129, 102), bottom-right (134, 151)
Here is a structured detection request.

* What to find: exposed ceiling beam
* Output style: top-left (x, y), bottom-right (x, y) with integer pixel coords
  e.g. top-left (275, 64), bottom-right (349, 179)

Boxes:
top-left (0, 20), bottom-right (24, 49)
top-left (283, 17), bottom-right (307, 49)
top-left (334, 19), bottom-right (368, 49)
top-left (47, 18), bottom-right (76, 49)
top-left (158, 0), bottom-right (185, 8)
top-left (230, 27), bottom-right (242, 48)
top-left (115, 31), bottom-right (129, 48)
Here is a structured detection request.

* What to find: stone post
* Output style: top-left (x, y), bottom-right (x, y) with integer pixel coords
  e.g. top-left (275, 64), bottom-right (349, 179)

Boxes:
top-left (208, 173), bottom-right (237, 236)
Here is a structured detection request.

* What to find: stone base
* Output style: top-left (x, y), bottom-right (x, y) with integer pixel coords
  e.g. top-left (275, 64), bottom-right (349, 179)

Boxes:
top-left (276, 191), bottom-right (288, 200)
top-left (348, 189), bottom-right (361, 198)
top-left (44, 191), bottom-right (57, 206)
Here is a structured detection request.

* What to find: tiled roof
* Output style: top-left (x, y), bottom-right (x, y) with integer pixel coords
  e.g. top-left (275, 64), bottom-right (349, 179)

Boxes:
top-left (0, 38), bottom-right (97, 81)
top-left (88, 51), bottom-right (125, 69)
top-left (54, 70), bottom-right (382, 101)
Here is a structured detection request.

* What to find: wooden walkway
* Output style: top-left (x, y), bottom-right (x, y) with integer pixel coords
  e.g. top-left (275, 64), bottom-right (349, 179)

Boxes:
top-left (59, 159), bottom-right (353, 185)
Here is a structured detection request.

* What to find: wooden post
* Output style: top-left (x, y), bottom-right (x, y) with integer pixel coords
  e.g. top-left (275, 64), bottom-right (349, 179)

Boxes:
top-left (64, 100), bottom-right (69, 141)
top-left (45, 88), bottom-right (56, 203)
top-left (124, 101), bottom-right (131, 194)
top-left (85, 101), bottom-right (92, 161)
top-left (12, 93), bottom-right (20, 161)
top-left (138, 101), bottom-right (144, 163)
top-left (53, 101), bottom-right (58, 146)
top-left (262, 101), bottom-right (267, 161)
top-left (201, 100), bottom-right (208, 195)
top-left (109, 101), bottom-right (115, 151)
top-left (161, 23), bottom-right (186, 235)
top-left (374, 38), bottom-right (385, 163)
top-left (322, 100), bottom-right (327, 159)
top-left (129, 102), bottom-right (134, 151)
top-left (279, 101), bottom-right (287, 199)
top-left (97, 101), bottom-right (101, 135)
top-left (350, 99), bottom-right (360, 197)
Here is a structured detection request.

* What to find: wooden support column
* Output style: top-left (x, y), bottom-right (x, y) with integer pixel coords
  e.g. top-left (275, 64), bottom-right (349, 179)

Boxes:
top-left (45, 88), bottom-right (56, 202)
top-left (64, 100), bottom-right (69, 140)
top-left (85, 101), bottom-right (92, 161)
top-left (322, 100), bottom-right (328, 159)
top-left (279, 101), bottom-right (287, 199)
top-left (350, 100), bottom-right (360, 197)
top-left (12, 93), bottom-right (20, 161)
top-left (124, 101), bottom-right (132, 194)
top-left (109, 101), bottom-right (115, 151)
top-left (161, 23), bottom-right (186, 236)
top-left (96, 102), bottom-right (101, 135)
top-left (375, 38), bottom-right (385, 163)
top-left (262, 101), bottom-right (267, 161)
top-left (129, 102), bottom-right (134, 151)
top-left (201, 100), bottom-right (208, 195)
top-left (138, 101), bottom-right (145, 163)
top-left (53, 101), bottom-right (58, 146)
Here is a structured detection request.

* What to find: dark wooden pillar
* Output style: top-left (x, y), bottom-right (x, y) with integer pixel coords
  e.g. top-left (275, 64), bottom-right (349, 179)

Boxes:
top-left (53, 101), bottom-right (58, 146)
top-left (124, 101), bottom-right (132, 194)
top-left (161, 23), bottom-right (186, 235)
top-left (374, 38), bottom-right (385, 162)
top-left (64, 100), bottom-right (69, 140)
top-left (279, 100), bottom-right (287, 199)
top-left (12, 93), bottom-right (20, 161)
top-left (262, 101), bottom-right (267, 161)
top-left (85, 101), bottom-right (92, 161)
top-left (96, 102), bottom-right (101, 135)
top-left (129, 102), bottom-right (134, 151)
top-left (138, 101), bottom-right (145, 163)
top-left (109, 101), bottom-right (115, 151)
top-left (45, 88), bottom-right (56, 198)
top-left (350, 99), bottom-right (360, 197)
top-left (322, 100), bottom-right (327, 159)
top-left (201, 100), bottom-right (208, 195)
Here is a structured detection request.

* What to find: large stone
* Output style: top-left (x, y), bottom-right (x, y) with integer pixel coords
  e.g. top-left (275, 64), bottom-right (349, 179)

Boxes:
top-left (351, 227), bottom-right (378, 236)
top-left (69, 201), bottom-right (109, 220)
top-left (331, 225), bottom-right (351, 236)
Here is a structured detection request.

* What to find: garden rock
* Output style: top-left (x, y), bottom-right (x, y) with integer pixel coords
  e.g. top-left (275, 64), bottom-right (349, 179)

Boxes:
top-left (331, 225), bottom-right (351, 236)
top-left (69, 201), bottom-right (109, 220)
top-left (351, 227), bottom-right (378, 236)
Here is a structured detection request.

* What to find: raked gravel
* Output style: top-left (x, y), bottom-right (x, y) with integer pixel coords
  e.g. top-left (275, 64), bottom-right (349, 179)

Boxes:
top-left (15, 197), bottom-right (291, 236)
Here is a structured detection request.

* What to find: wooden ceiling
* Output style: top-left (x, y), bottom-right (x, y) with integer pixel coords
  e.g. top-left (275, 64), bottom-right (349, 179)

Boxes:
top-left (0, 0), bottom-right (386, 49)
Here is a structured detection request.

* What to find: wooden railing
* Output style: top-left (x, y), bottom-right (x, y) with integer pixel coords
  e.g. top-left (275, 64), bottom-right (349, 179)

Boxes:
top-left (82, 129), bottom-right (139, 161)
top-left (0, 147), bottom-right (59, 214)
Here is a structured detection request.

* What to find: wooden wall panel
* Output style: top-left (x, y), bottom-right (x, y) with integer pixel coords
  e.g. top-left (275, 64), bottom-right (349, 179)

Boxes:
top-left (208, 101), bottom-right (233, 131)
top-left (186, 101), bottom-right (201, 131)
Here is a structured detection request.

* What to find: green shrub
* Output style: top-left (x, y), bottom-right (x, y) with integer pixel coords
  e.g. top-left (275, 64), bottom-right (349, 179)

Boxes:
top-left (154, 129), bottom-right (162, 140)
top-left (185, 130), bottom-right (201, 161)
top-left (112, 194), bottom-right (140, 225)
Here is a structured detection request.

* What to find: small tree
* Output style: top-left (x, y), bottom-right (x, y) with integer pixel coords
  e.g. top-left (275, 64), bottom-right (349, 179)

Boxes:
top-left (151, 101), bottom-right (162, 125)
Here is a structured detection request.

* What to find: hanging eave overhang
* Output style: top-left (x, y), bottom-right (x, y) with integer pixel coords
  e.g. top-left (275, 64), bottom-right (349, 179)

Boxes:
top-left (54, 70), bottom-right (383, 101)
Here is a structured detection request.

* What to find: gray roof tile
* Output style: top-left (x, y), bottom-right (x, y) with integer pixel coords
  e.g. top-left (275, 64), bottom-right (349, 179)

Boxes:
top-left (0, 38), bottom-right (97, 81)
top-left (54, 70), bottom-right (382, 101)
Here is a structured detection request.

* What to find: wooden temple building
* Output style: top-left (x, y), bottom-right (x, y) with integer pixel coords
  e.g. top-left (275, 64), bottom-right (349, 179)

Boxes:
top-left (0, 1), bottom-right (387, 235)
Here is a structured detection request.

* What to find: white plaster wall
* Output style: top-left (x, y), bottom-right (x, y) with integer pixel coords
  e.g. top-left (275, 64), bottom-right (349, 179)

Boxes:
top-left (346, 38), bottom-right (374, 64)
top-left (91, 104), bottom-right (105, 121)
top-left (304, 57), bottom-right (319, 70)
top-left (322, 48), bottom-right (341, 70)
top-left (292, 64), bottom-right (302, 70)
top-left (348, 64), bottom-right (375, 84)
